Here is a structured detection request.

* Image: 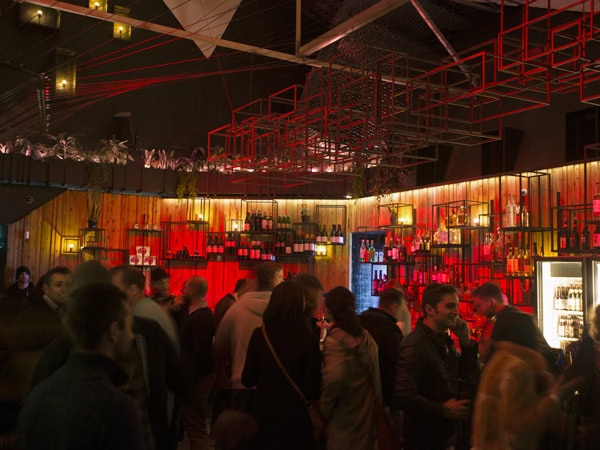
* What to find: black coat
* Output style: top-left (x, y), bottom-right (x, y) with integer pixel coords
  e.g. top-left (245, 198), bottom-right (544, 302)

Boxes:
top-left (29, 316), bottom-right (184, 450)
top-left (394, 319), bottom-right (478, 450)
top-left (20, 352), bottom-right (145, 450)
top-left (179, 306), bottom-right (214, 383)
top-left (359, 307), bottom-right (403, 406)
top-left (242, 320), bottom-right (321, 450)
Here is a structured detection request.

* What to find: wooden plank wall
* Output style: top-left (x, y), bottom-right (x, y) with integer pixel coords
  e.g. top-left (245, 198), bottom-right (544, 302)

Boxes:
top-left (4, 162), bottom-right (589, 306)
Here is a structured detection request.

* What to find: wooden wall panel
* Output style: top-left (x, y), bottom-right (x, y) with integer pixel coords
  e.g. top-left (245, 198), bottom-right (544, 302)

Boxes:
top-left (6, 161), bottom-right (600, 306)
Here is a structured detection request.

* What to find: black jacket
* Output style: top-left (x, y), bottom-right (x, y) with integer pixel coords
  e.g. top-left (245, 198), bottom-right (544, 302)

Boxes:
top-left (394, 319), bottom-right (478, 450)
top-left (242, 320), bottom-right (321, 450)
top-left (179, 306), bottom-right (215, 383)
top-left (20, 352), bottom-right (145, 450)
top-left (29, 316), bottom-right (184, 450)
top-left (359, 307), bottom-right (403, 406)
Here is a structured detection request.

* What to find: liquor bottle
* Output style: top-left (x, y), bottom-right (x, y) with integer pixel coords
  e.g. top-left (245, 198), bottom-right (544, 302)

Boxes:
top-left (267, 214), bottom-right (273, 230)
top-left (337, 224), bottom-right (344, 245)
top-left (505, 194), bottom-right (517, 228)
top-left (506, 246), bottom-right (514, 276)
top-left (581, 223), bottom-right (591, 250)
top-left (594, 183), bottom-right (600, 218)
top-left (368, 240), bottom-right (375, 262)
top-left (285, 239), bottom-right (292, 255)
top-left (523, 246), bottom-right (532, 276)
top-left (520, 203), bottom-right (529, 227)
top-left (217, 236), bottom-right (224, 254)
top-left (382, 237), bottom-right (390, 262)
top-left (372, 271), bottom-right (379, 295)
top-left (399, 239), bottom-right (407, 262)
top-left (450, 208), bottom-right (458, 227)
top-left (391, 239), bottom-right (399, 261)
top-left (559, 220), bottom-right (569, 251)
top-left (360, 240), bottom-right (367, 262)
top-left (516, 245), bottom-right (525, 277)
top-left (570, 219), bottom-right (580, 251)
top-left (329, 224), bottom-right (336, 244)
top-left (244, 212), bottom-right (251, 231)
top-left (594, 224), bottom-right (600, 249)
top-left (260, 211), bottom-right (267, 231)
top-left (250, 210), bottom-right (256, 231)
top-left (321, 225), bottom-right (328, 244)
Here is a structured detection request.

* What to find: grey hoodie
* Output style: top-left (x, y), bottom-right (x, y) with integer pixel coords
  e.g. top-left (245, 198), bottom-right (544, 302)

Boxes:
top-left (214, 290), bottom-right (271, 389)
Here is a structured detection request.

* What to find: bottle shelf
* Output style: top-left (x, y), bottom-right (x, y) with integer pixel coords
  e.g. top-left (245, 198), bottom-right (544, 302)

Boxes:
top-left (500, 226), bottom-right (553, 232)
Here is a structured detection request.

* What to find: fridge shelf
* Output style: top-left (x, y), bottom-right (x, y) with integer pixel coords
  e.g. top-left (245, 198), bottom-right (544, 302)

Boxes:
top-left (553, 308), bottom-right (583, 313)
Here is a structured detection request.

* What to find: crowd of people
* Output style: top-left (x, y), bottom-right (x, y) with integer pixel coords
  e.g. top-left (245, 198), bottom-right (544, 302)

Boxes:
top-left (0, 262), bottom-right (598, 450)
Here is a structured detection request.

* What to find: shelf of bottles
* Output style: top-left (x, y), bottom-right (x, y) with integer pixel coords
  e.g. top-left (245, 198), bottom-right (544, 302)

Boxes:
top-left (126, 218), bottom-right (163, 267)
top-left (554, 195), bottom-right (600, 256)
top-left (316, 204), bottom-right (347, 246)
top-left (162, 221), bottom-right (209, 267)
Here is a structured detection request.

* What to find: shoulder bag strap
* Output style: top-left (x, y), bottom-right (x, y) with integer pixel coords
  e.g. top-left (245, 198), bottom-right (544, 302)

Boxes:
top-left (262, 326), bottom-right (308, 405)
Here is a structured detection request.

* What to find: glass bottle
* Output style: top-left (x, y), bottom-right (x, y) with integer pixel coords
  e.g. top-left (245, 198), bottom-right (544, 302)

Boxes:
top-left (244, 212), bottom-right (251, 231)
top-left (559, 219), bottom-right (569, 251)
top-left (594, 224), bottom-right (600, 249)
top-left (337, 224), bottom-right (344, 245)
top-left (520, 203), bottom-right (529, 227)
top-left (581, 223), bottom-right (591, 250)
top-left (570, 219), bottom-right (580, 251)
top-left (594, 183), bottom-right (600, 218)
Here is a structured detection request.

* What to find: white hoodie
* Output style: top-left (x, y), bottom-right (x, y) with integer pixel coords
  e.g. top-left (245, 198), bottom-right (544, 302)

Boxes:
top-left (214, 290), bottom-right (271, 389)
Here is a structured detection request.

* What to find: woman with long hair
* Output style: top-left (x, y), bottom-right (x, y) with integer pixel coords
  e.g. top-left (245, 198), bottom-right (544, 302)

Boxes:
top-left (242, 280), bottom-right (321, 450)
top-left (320, 286), bottom-right (381, 450)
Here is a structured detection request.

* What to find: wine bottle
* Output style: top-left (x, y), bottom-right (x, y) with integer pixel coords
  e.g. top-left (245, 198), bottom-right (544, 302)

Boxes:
top-left (244, 212), bottom-right (251, 231)
top-left (594, 183), bottom-right (600, 218)
top-left (594, 224), bottom-right (600, 249)
top-left (581, 224), bottom-right (591, 250)
top-left (559, 220), bottom-right (569, 251)
top-left (570, 219), bottom-right (580, 251)
top-left (337, 224), bottom-right (344, 245)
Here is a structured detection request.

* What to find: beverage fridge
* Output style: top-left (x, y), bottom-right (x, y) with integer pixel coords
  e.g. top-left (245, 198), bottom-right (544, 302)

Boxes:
top-left (536, 258), bottom-right (588, 351)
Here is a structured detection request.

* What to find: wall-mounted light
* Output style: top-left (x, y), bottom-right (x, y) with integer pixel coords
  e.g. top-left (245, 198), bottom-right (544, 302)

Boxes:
top-left (89, 0), bottom-right (107, 11)
top-left (473, 217), bottom-right (480, 226)
top-left (316, 244), bottom-right (327, 257)
top-left (55, 48), bottom-right (76, 96)
top-left (229, 219), bottom-right (243, 232)
top-left (62, 237), bottom-right (80, 254)
top-left (113, 6), bottom-right (132, 41)
top-left (19, 3), bottom-right (61, 29)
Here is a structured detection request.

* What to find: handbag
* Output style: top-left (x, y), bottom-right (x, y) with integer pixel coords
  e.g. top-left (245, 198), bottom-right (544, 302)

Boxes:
top-left (261, 326), bottom-right (326, 441)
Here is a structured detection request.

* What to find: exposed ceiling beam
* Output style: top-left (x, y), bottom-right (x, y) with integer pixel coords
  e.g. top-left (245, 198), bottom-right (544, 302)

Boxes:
top-left (410, 0), bottom-right (474, 84)
top-left (25, 0), bottom-right (345, 71)
top-left (299, 0), bottom-right (410, 56)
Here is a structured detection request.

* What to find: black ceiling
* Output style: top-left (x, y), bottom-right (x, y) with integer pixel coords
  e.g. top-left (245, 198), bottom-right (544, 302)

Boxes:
top-left (0, 0), bottom-right (511, 152)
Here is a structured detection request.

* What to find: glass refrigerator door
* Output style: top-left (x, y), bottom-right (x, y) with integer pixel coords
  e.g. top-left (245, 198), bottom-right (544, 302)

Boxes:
top-left (537, 259), bottom-right (585, 350)
top-left (590, 259), bottom-right (600, 311)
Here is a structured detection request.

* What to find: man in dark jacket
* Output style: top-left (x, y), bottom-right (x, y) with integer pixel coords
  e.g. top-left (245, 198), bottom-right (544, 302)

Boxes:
top-left (19, 283), bottom-right (145, 450)
top-left (359, 288), bottom-right (404, 407)
top-left (178, 276), bottom-right (215, 450)
top-left (394, 283), bottom-right (478, 450)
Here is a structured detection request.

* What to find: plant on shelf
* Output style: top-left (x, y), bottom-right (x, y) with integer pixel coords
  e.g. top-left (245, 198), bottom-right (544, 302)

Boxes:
top-left (94, 138), bottom-right (132, 165)
top-left (86, 190), bottom-right (101, 228)
top-left (34, 133), bottom-right (84, 161)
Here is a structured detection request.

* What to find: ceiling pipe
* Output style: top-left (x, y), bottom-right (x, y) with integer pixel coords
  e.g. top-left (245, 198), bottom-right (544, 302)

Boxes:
top-left (298, 0), bottom-right (410, 56)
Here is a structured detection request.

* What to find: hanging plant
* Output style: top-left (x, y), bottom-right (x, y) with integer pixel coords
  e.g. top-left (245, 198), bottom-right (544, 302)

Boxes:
top-left (176, 169), bottom-right (199, 199)
top-left (349, 163), bottom-right (365, 199)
